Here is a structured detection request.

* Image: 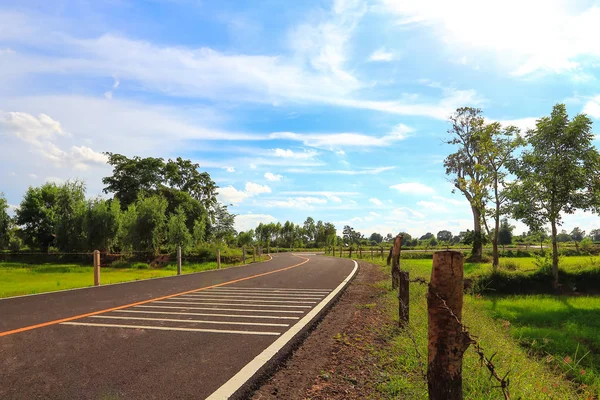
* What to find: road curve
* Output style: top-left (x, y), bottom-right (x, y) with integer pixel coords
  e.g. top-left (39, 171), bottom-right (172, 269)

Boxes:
top-left (0, 253), bottom-right (355, 399)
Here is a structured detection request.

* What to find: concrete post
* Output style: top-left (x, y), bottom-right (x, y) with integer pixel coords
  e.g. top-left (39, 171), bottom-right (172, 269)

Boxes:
top-left (93, 250), bottom-right (101, 286)
top-left (217, 249), bottom-right (221, 269)
top-left (177, 246), bottom-right (182, 275)
top-left (253, 247), bottom-right (256, 263)
top-left (242, 247), bottom-right (246, 264)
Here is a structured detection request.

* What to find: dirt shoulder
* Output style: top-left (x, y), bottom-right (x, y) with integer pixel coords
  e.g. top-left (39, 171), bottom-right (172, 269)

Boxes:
top-left (252, 259), bottom-right (393, 400)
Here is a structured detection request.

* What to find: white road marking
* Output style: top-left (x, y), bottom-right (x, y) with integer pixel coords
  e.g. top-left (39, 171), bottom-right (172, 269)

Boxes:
top-left (201, 290), bottom-right (327, 297)
top-left (215, 287), bottom-right (330, 292)
top-left (154, 300), bottom-right (311, 308)
top-left (206, 260), bottom-right (359, 399)
top-left (133, 305), bottom-right (304, 314)
top-left (112, 310), bottom-right (300, 320)
top-left (175, 297), bottom-right (317, 304)
top-left (60, 322), bottom-right (281, 336)
top-left (89, 315), bottom-right (289, 327)
top-left (181, 293), bottom-right (323, 300)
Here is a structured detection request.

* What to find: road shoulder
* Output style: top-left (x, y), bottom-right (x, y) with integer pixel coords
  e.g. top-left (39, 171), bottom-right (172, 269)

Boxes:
top-left (251, 259), bottom-right (391, 399)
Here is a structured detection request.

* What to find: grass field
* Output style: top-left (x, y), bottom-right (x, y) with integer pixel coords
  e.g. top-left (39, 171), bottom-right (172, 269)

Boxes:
top-left (342, 253), bottom-right (599, 398)
top-left (0, 256), bottom-right (270, 298)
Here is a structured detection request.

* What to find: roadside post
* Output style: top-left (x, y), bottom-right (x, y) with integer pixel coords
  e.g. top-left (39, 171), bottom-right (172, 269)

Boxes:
top-left (177, 245), bottom-right (182, 275)
top-left (217, 249), bottom-right (221, 269)
top-left (93, 250), bottom-right (101, 286)
top-left (242, 247), bottom-right (246, 264)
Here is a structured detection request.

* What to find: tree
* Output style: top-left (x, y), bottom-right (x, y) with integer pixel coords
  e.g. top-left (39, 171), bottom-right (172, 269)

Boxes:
top-left (556, 230), bottom-right (571, 243)
top-left (590, 229), bottom-right (600, 242)
top-left (429, 237), bottom-right (438, 247)
top-left (419, 232), bottom-right (434, 241)
top-left (166, 206), bottom-right (193, 252)
top-left (303, 217), bottom-right (316, 243)
top-left (0, 193), bottom-right (10, 249)
top-left (508, 104), bottom-right (600, 288)
top-left (498, 219), bottom-right (514, 251)
top-left (385, 233), bottom-right (393, 242)
top-left (369, 232), bottom-right (383, 244)
top-left (477, 122), bottom-right (523, 269)
top-left (54, 180), bottom-right (87, 252)
top-left (436, 230), bottom-right (453, 243)
top-left (120, 195), bottom-right (168, 254)
top-left (444, 107), bottom-right (487, 262)
top-left (86, 198), bottom-right (121, 252)
top-left (16, 183), bottom-right (60, 251)
top-left (570, 227), bottom-right (585, 244)
top-left (210, 204), bottom-right (236, 243)
top-left (237, 230), bottom-right (254, 247)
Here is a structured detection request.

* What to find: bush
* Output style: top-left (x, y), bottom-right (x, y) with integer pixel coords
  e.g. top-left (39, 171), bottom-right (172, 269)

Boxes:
top-left (500, 260), bottom-right (518, 271)
top-left (8, 236), bottom-right (22, 252)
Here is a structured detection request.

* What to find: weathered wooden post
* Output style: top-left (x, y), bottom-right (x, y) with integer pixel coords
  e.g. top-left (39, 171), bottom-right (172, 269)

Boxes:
top-left (242, 246), bottom-right (246, 264)
top-left (349, 246), bottom-right (352, 258)
top-left (388, 235), bottom-right (403, 289)
top-left (93, 250), bottom-right (101, 286)
top-left (427, 251), bottom-right (472, 400)
top-left (177, 245), bottom-right (182, 275)
top-left (217, 249), bottom-right (221, 269)
top-left (380, 246), bottom-right (384, 259)
top-left (371, 248), bottom-right (374, 260)
top-left (253, 247), bottom-right (256, 263)
top-left (339, 245), bottom-right (342, 258)
top-left (359, 247), bottom-right (362, 258)
top-left (399, 271), bottom-right (409, 327)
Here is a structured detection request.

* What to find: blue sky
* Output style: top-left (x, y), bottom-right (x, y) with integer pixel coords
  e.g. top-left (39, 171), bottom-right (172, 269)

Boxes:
top-left (2, 0), bottom-right (600, 237)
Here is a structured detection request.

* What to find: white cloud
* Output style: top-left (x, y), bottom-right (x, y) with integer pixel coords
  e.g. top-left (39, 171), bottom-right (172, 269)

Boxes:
top-left (417, 200), bottom-right (449, 213)
top-left (584, 96), bottom-right (600, 119)
top-left (235, 213), bottom-right (277, 232)
top-left (336, 150), bottom-right (345, 155)
top-left (431, 195), bottom-right (469, 207)
top-left (370, 211), bottom-right (381, 217)
top-left (265, 196), bottom-right (327, 209)
top-left (273, 148), bottom-right (319, 159)
top-left (225, 167), bottom-right (236, 173)
top-left (264, 172), bottom-right (283, 181)
top-left (1, 111), bottom-right (66, 146)
top-left (327, 195), bottom-right (342, 203)
top-left (28, 173), bottom-right (37, 179)
top-left (218, 182), bottom-right (271, 205)
top-left (250, 163), bottom-right (257, 169)
top-left (382, 0), bottom-right (600, 77)
top-left (368, 48), bottom-right (395, 62)
top-left (270, 124), bottom-right (413, 148)
top-left (390, 182), bottom-right (436, 195)
top-left (493, 117), bottom-right (538, 132)
top-left (369, 197), bottom-right (383, 206)
top-left (280, 191), bottom-right (359, 196)
top-left (286, 166), bottom-right (394, 175)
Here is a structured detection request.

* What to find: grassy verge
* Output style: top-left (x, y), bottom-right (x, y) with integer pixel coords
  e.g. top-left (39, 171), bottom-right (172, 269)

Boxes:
top-left (0, 255), bottom-right (270, 298)
top-left (345, 254), bottom-right (591, 398)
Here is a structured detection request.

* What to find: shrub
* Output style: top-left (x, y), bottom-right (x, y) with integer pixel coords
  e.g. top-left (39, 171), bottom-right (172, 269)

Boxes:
top-left (500, 260), bottom-right (518, 271)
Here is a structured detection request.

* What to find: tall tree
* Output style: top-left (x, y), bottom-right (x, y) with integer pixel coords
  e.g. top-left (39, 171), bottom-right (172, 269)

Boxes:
top-left (590, 229), bottom-right (600, 242)
top-left (369, 232), bottom-right (383, 244)
top-left (508, 104), bottom-right (600, 288)
top-left (54, 180), bottom-right (87, 252)
top-left (477, 122), bottom-right (523, 269)
top-left (498, 219), bottom-right (514, 252)
top-left (16, 183), bottom-right (60, 251)
top-left (0, 193), bottom-right (10, 249)
top-left (303, 217), bottom-right (316, 243)
top-left (166, 206), bottom-right (193, 252)
top-left (120, 195), bottom-right (168, 255)
top-left (85, 198), bottom-right (121, 252)
top-left (444, 107), bottom-right (487, 261)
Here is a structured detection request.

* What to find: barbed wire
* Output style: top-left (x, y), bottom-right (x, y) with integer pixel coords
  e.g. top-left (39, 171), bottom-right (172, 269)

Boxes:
top-left (400, 276), bottom-right (511, 400)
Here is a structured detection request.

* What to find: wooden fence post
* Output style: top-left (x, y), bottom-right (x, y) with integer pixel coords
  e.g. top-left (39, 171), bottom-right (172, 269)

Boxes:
top-left (371, 248), bottom-right (373, 260)
top-left (253, 247), bottom-right (256, 263)
top-left (242, 247), bottom-right (246, 264)
top-left (177, 245), bottom-right (182, 275)
top-left (217, 249), bottom-right (221, 269)
top-left (339, 245), bottom-right (342, 258)
top-left (399, 271), bottom-right (409, 327)
top-left (332, 245), bottom-right (335, 257)
top-left (427, 251), bottom-right (471, 400)
top-left (349, 247), bottom-right (352, 258)
top-left (93, 250), bottom-right (101, 286)
top-left (359, 247), bottom-right (362, 258)
top-left (389, 235), bottom-right (403, 290)
top-left (380, 246), bottom-right (384, 259)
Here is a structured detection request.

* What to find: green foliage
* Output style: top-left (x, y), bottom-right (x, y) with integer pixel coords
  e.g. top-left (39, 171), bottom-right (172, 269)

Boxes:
top-left (435, 230), bottom-right (452, 242)
top-left (498, 218), bottom-right (514, 247)
top-left (54, 180), bottom-right (87, 252)
top-left (370, 232), bottom-right (383, 243)
top-left (85, 198), bottom-right (121, 251)
top-left (120, 195), bottom-right (168, 254)
top-left (166, 206), bottom-right (193, 252)
top-left (15, 182), bottom-right (60, 251)
top-left (0, 193), bottom-right (10, 249)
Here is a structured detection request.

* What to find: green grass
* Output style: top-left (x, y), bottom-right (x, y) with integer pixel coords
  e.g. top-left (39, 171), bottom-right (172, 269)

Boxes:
top-left (0, 256), bottom-right (270, 298)
top-left (343, 253), bottom-right (592, 398)
top-left (478, 294), bottom-right (600, 395)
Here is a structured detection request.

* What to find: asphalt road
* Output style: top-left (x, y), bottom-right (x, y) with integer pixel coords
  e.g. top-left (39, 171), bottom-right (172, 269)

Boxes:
top-left (0, 253), bottom-right (355, 399)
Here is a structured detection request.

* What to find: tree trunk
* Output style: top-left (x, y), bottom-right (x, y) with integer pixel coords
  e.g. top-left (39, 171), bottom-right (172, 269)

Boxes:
top-left (427, 251), bottom-right (472, 400)
top-left (551, 221), bottom-right (559, 289)
top-left (492, 239), bottom-right (499, 271)
top-left (470, 206), bottom-right (483, 262)
top-left (389, 235), bottom-right (403, 290)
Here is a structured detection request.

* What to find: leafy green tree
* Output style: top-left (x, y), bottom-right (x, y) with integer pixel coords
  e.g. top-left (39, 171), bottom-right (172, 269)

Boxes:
top-left (444, 107), bottom-right (488, 261)
top-left (436, 230), bottom-right (453, 243)
top-left (192, 219), bottom-right (206, 245)
top-left (210, 204), bottom-right (236, 242)
top-left (419, 232), bottom-right (434, 241)
top-left (369, 232), bottom-right (383, 244)
top-left (570, 227), bottom-right (585, 242)
top-left (237, 230), bottom-right (254, 247)
top-left (120, 195), bottom-right (168, 254)
top-left (166, 207), bottom-right (193, 252)
top-left (581, 237), bottom-right (593, 252)
top-left (0, 193), bottom-right (10, 249)
top-left (590, 229), bottom-right (600, 242)
top-left (429, 237), bottom-right (438, 247)
top-left (498, 219), bottom-right (514, 251)
top-left (303, 217), bottom-right (316, 243)
top-left (16, 183), bottom-right (60, 251)
top-left (508, 104), bottom-right (600, 288)
top-left (556, 230), bottom-right (571, 243)
top-left (86, 198), bottom-right (121, 251)
top-left (54, 180), bottom-right (87, 252)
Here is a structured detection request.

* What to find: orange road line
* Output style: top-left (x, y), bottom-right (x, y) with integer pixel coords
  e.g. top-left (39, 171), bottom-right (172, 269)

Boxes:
top-left (0, 255), bottom-right (309, 337)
